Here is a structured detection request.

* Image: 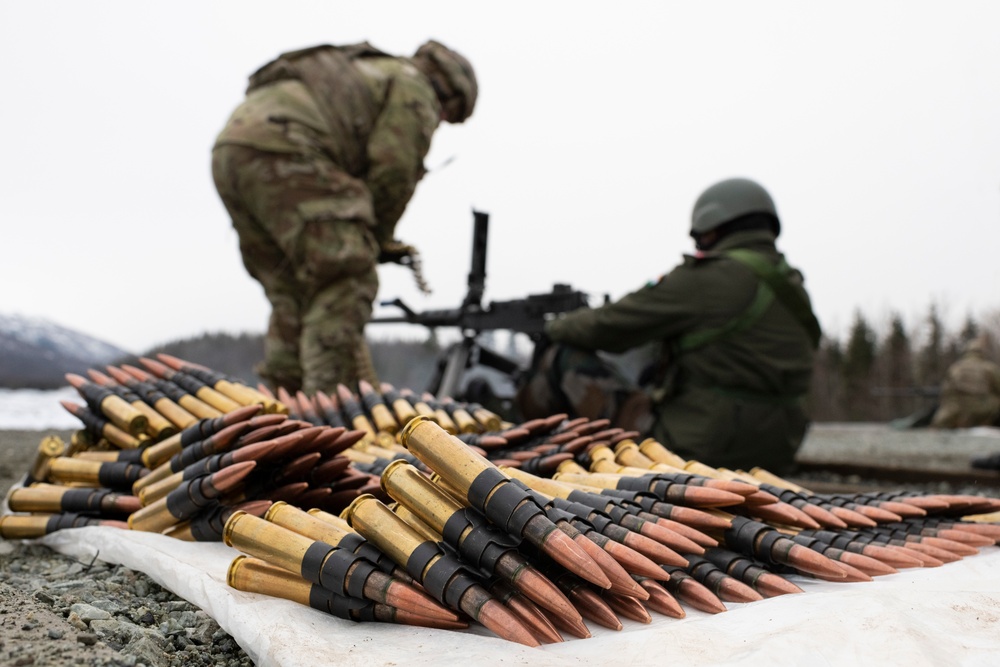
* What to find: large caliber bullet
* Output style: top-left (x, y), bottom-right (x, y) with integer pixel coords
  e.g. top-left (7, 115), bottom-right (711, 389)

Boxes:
top-left (129, 461), bottom-right (256, 533)
top-left (265, 502), bottom-right (416, 585)
top-left (420, 393), bottom-right (460, 434)
top-left (483, 576), bottom-right (564, 643)
top-left (139, 405), bottom-right (267, 470)
top-left (343, 494), bottom-right (540, 646)
top-left (65, 373), bottom-right (149, 437)
top-left (59, 401), bottom-right (144, 450)
top-left (0, 513), bottom-right (128, 539)
top-left (633, 577), bottom-right (686, 618)
top-left (541, 568), bottom-right (621, 631)
top-left (379, 382), bottom-right (418, 427)
top-left (399, 388), bottom-right (437, 422)
top-left (139, 439), bottom-right (280, 506)
top-left (105, 365), bottom-right (200, 429)
top-left (401, 416), bottom-right (612, 590)
top-left (139, 357), bottom-right (243, 414)
top-left (788, 534), bottom-right (899, 577)
top-left (380, 460), bottom-right (582, 625)
top-left (121, 364), bottom-right (222, 420)
top-left (795, 529), bottom-right (925, 569)
top-left (9, 485), bottom-right (141, 517)
top-left (225, 509), bottom-right (457, 623)
top-left (47, 456), bottom-right (148, 490)
top-left (164, 499), bottom-right (272, 542)
top-left (155, 353), bottom-right (284, 414)
top-left (27, 436), bottom-right (66, 484)
top-left (700, 547), bottom-right (805, 597)
top-left (228, 556), bottom-right (468, 630)
top-left (722, 515), bottom-right (846, 580)
top-left (133, 419), bottom-right (260, 493)
top-left (683, 554), bottom-right (764, 603)
top-left (86, 368), bottom-right (178, 440)
top-left (658, 565), bottom-right (728, 614)
top-left (358, 380), bottom-right (400, 435)
top-left (439, 397), bottom-right (480, 434)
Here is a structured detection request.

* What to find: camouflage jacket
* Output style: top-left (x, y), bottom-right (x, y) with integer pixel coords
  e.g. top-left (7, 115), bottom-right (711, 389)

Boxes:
top-left (214, 43), bottom-right (441, 245)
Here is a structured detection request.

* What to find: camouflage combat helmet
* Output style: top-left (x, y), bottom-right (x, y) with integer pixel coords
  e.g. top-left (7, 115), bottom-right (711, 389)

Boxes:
top-left (691, 177), bottom-right (780, 236)
top-left (413, 39), bottom-right (477, 123)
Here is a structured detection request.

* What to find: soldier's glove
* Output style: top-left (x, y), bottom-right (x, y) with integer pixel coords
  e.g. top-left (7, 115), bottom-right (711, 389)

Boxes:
top-left (378, 240), bottom-right (416, 265)
top-left (379, 240), bottom-right (432, 295)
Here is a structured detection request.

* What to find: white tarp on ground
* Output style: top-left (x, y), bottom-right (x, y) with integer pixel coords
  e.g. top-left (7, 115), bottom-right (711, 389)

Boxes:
top-left (31, 526), bottom-right (1000, 667)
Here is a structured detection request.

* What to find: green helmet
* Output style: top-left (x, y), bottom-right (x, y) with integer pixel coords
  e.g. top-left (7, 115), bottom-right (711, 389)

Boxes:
top-left (414, 39), bottom-right (478, 123)
top-left (691, 177), bottom-right (779, 236)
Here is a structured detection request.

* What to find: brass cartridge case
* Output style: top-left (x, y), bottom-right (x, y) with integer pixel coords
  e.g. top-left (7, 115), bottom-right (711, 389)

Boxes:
top-left (47, 457), bottom-right (107, 487)
top-left (637, 438), bottom-right (689, 469)
top-left (129, 401), bottom-right (177, 440)
top-left (194, 386), bottom-right (243, 414)
top-left (613, 440), bottom-right (658, 469)
top-left (391, 503), bottom-right (444, 542)
top-left (387, 396), bottom-right (418, 427)
top-left (380, 460), bottom-right (464, 535)
top-left (0, 514), bottom-right (54, 539)
top-left (228, 555), bottom-right (313, 606)
top-left (96, 393), bottom-right (149, 437)
top-left (343, 494), bottom-right (427, 573)
top-left (368, 401), bottom-right (399, 436)
top-left (443, 401), bottom-right (479, 434)
top-left (151, 398), bottom-right (199, 429)
top-left (29, 436), bottom-right (66, 483)
top-left (399, 417), bottom-right (499, 502)
top-left (552, 471), bottom-right (626, 490)
top-left (266, 501), bottom-right (350, 546)
top-left (223, 510), bottom-right (316, 575)
top-left (469, 406), bottom-right (502, 432)
top-left (138, 470), bottom-right (185, 506)
top-left (177, 395), bottom-right (223, 420)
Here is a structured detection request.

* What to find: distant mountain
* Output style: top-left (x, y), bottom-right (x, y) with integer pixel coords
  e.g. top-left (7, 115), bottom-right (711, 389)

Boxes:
top-left (0, 314), bottom-right (132, 389)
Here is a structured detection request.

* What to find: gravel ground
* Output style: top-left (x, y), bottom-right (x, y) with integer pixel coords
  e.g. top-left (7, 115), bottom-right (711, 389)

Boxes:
top-left (1, 429), bottom-right (253, 667)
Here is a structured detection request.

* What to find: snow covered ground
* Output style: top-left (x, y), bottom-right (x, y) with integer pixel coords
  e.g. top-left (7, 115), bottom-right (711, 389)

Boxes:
top-left (0, 387), bottom-right (80, 430)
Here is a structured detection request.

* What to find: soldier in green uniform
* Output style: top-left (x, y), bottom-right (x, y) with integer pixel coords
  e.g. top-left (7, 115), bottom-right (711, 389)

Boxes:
top-left (931, 335), bottom-right (1000, 429)
top-left (518, 178), bottom-right (820, 474)
top-left (212, 40), bottom-right (477, 395)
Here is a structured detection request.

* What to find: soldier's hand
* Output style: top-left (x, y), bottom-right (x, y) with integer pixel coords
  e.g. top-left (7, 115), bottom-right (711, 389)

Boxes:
top-left (378, 240), bottom-right (417, 265)
top-left (379, 240), bottom-right (432, 295)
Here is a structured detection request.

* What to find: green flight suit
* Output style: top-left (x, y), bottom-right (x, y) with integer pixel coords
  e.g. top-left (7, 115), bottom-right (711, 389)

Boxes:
top-left (544, 229), bottom-right (819, 474)
top-left (212, 44), bottom-right (440, 394)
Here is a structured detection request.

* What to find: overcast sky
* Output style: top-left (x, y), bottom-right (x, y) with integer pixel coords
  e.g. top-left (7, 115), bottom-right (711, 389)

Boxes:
top-left (2, 1), bottom-right (999, 354)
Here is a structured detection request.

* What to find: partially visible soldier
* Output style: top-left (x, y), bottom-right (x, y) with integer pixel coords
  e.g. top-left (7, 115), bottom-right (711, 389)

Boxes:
top-left (212, 40), bottom-right (477, 395)
top-left (931, 334), bottom-right (1000, 429)
top-left (517, 177), bottom-right (821, 474)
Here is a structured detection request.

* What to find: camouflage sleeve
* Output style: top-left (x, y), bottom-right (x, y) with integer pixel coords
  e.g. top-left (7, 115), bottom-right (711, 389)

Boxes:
top-left (545, 263), bottom-right (707, 353)
top-left (365, 69), bottom-right (440, 246)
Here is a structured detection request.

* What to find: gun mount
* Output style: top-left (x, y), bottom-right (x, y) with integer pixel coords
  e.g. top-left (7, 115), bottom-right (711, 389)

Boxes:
top-left (371, 210), bottom-right (598, 401)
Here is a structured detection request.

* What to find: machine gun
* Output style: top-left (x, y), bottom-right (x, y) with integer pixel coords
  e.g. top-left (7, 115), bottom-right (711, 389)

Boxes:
top-left (371, 210), bottom-right (597, 400)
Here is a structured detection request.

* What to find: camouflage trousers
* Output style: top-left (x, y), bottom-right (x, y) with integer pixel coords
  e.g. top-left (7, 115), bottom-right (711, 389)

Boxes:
top-left (515, 343), bottom-right (653, 433)
top-left (212, 144), bottom-right (380, 395)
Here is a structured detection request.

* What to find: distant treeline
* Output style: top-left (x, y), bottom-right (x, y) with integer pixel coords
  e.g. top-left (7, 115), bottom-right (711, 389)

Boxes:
top-left (120, 303), bottom-right (999, 424)
top-left (807, 305), bottom-right (1000, 423)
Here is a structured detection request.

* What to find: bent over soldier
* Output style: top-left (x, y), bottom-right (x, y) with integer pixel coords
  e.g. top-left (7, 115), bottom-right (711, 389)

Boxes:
top-left (518, 178), bottom-right (821, 474)
top-left (212, 40), bottom-right (477, 394)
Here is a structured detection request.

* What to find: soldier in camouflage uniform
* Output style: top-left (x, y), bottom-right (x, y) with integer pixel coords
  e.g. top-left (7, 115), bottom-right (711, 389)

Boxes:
top-left (518, 178), bottom-right (820, 474)
top-left (931, 335), bottom-right (1000, 429)
top-left (212, 40), bottom-right (477, 394)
